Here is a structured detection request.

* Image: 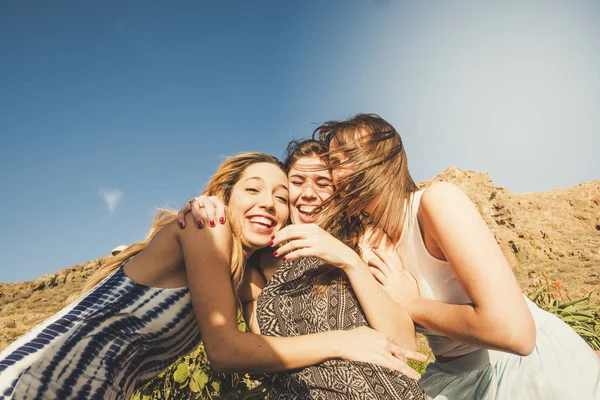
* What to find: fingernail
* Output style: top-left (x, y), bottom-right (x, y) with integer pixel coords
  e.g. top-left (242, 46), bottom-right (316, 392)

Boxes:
top-left (269, 241), bottom-right (274, 246)
top-left (210, 220), bottom-right (215, 227)
top-left (282, 256), bottom-right (287, 261)
top-left (219, 217), bottom-right (225, 224)
top-left (271, 235), bottom-right (275, 240)
top-left (273, 251), bottom-right (278, 256)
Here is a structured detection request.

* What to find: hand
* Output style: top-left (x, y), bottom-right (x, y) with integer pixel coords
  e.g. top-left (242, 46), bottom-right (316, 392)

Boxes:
top-left (336, 327), bottom-right (426, 380)
top-left (271, 224), bottom-right (362, 270)
top-left (367, 247), bottom-right (420, 308)
top-left (177, 195), bottom-right (227, 229)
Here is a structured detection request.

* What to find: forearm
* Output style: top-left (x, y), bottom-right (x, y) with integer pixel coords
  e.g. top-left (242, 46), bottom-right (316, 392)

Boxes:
top-left (205, 329), bottom-right (342, 373)
top-left (345, 260), bottom-right (416, 351)
top-left (407, 298), bottom-right (531, 355)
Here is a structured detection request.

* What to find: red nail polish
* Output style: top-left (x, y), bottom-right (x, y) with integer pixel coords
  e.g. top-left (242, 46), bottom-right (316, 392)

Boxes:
top-left (219, 217), bottom-right (225, 224)
top-left (273, 251), bottom-right (278, 256)
top-left (282, 256), bottom-right (287, 261)
top-left (269, 241), bottom-right (274, 246)
top-left (271, 235), bottom-right (275, 240)
top-left (210, 220), bottom-right (215, 227)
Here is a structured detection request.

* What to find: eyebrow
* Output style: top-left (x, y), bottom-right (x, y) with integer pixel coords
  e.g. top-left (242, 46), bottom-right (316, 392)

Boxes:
top-left (289, 172), bottom-right (332, 179)
top-left (244, 176), bottom-right (289, 192)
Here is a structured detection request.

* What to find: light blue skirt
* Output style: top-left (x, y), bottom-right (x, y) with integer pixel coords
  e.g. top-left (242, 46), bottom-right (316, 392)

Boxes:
top-left (420, 300), bottom-right (600, 400)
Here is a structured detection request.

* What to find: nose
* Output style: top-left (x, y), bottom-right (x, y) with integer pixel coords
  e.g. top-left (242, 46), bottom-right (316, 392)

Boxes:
top-left (301, 183), bottom-right (317, 200)
top-left (258, 192), bottom-right (275, 210)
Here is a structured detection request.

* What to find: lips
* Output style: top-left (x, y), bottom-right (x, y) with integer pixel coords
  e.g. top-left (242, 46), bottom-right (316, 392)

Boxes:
top-left (295, 204), bottom-right (318, 222)
top-left (246, 214), bottom-right (277, 233)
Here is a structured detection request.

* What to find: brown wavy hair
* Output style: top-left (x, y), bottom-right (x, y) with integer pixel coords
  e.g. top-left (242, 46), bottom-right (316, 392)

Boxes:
top-left (82, 152), bottom-right (285, 298)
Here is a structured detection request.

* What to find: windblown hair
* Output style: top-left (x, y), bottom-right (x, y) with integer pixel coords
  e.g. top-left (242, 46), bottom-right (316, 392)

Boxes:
top-left (314, 113), bottom-right (418, 252)
top-left (283, 139), bottom-right (329, 173)
top-left (82, 152), bottom-right (285, 299)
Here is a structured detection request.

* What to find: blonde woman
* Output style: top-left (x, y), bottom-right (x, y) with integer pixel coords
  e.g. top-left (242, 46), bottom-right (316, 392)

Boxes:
top-left (0, 153), bottom-right (411, 400)
top-left (288, 113), bottom-right (600, 399)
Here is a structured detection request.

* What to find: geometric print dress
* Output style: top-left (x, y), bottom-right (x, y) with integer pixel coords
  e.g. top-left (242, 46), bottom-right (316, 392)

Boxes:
top-left (0, 262), bottom-right (200, 399)
top-left (256, 256), bottom-right (426, 400)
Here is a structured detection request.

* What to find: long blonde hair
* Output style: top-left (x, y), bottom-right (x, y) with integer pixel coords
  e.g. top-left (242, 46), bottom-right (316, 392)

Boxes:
top-left (82, 152), bottom-right (285, 296)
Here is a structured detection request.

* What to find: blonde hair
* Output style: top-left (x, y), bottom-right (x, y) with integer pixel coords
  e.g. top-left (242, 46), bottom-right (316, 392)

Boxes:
top-left (82, 152), bottom-right (285, 297)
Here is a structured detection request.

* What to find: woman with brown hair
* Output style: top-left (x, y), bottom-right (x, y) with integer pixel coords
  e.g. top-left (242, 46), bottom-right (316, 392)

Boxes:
top-left (275, 113), bottom-right (599, 399)
top-left (0, 152), bottom-right (411, 400)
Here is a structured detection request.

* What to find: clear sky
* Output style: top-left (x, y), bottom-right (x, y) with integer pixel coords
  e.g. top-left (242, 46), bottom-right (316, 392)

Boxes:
top-left (1, 1), bottom-right (599, 283)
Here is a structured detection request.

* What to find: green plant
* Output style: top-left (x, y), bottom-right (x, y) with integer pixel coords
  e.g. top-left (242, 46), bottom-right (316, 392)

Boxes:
top-left (527, 272), bottom-right (600, 350)
top-left (131, 318), bottom-right (272, 399)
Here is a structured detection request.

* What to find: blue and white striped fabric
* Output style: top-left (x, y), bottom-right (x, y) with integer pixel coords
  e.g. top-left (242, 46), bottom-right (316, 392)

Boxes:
top-left (0, 263), bottom-right (201, 399)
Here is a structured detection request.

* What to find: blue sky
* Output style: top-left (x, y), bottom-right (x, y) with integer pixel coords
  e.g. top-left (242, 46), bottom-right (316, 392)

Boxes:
top-left (1, 1), bottom-right (599, 283)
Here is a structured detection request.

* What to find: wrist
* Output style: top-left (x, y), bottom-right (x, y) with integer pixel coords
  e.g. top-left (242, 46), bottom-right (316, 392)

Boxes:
top-left (327, 331), bottom-right (345, 360)
top-left (340, 252), bottom-right (364, 272)
top-left (403, 298), bottom-right (421, 320)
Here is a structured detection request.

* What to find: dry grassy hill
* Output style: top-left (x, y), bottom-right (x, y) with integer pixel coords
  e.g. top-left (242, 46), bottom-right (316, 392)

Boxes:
top-left (1, 168), bottom-right (599, 351)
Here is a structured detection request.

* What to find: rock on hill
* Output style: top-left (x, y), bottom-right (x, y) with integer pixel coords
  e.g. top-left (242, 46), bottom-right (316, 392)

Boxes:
top-left (425, 168), bottom-right (599, 297)
top-left (1, 168), bottom-right (598, 351)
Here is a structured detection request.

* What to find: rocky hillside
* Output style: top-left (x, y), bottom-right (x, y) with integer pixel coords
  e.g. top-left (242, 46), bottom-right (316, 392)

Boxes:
top-left (1, 168), bottom-right (598, 351)
top-left (425, 168), bottom-right (600, 297)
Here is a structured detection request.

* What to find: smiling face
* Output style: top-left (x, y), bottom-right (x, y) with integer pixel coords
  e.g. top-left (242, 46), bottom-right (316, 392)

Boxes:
top-left (228, 162), bottom-right (290, 255)
top-left (288, 156), bottom-right (333, 224)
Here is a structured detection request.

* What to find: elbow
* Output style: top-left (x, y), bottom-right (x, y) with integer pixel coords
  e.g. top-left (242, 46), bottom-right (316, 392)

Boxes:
top-left (204, 340), bottom-right (238, 374)
top-left (510, 325), bottom-right (536, 356)
top-left (205, 347), bottom-right (237, 374)
top-left (493, 318), bottom-right (536, 356)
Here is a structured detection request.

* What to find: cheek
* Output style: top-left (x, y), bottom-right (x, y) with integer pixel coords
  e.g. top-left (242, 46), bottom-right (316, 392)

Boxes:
top-left (278, 203), bottom-right (290, 222)
top-left (288, 186), bottom-right (302, 205)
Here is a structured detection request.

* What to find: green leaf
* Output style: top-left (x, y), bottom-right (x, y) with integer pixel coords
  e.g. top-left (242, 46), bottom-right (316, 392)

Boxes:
top-left (192, 370), bottom-right (210, 391)
top-left (173, 363), bottom-right (190, 384)
top-left (211, 380), bottom-right (221, 393)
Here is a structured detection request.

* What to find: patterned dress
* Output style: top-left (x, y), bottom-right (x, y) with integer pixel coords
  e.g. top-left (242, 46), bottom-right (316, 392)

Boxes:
top-left (257, 257), bottom-right (425, 400)
top-left (0, 263), bottom-right (200, 400)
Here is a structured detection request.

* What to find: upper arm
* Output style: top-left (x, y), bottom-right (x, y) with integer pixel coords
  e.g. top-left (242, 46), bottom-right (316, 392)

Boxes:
top-left (419, 183), bottom-right (530, 317)
top-left (239, 263), bottom-right (266, 303)
top-left (177, 213), bottom-right (240, 351)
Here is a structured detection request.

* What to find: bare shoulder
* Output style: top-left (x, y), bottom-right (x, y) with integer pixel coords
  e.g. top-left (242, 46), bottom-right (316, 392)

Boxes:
top-left (420, 182), bottom-right (472, 216)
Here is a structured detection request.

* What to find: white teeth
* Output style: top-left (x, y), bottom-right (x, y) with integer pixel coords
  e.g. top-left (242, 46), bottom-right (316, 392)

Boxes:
top-left (249, 216), bottom-right (274, 227)
top-left (298, 205), bottom-right (316, 213)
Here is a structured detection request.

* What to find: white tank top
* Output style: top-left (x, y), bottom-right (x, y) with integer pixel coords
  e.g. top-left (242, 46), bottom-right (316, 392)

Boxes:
top-left (396, 190), bottom-right (480, 358)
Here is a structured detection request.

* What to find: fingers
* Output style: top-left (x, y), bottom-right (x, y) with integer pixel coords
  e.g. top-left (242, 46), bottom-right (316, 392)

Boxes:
top-left (403, 349), bottom-right (428, 363)
top-left (367, 255), bottom-right (391, 276)
top-left (381, 353), bottom-right (421, 381)
top-left (368, 266), bottom-right (386, 285)
top-left (197, 196), bottom-right (217, 227)
top-left (273, 239), bottom-right (312, 259)
top-left (211, 196), bottom-right (227, 225)
top-left (177, 201), bottom-right (193, 228)
top-left (190, 204), bottom-right (207, 229)
top-left (276, 247), bottom-right (315, 262)
top-left (271, 224), bottom-right (316, 247)
top-left (371, 247), bottom-right (403, 271)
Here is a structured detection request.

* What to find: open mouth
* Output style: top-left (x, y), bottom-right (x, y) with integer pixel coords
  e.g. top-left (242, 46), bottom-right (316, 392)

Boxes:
top-left (296, 205), bottom-right (318, 222)
top-left (247, 215), bottom-right (276, 233)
